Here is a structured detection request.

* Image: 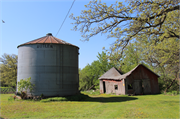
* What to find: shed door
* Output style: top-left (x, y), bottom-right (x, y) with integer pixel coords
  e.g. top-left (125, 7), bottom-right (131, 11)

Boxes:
top-left (103, 81), bottom-right (106, 93)
top-left (133, 80), bottom-right (142, 94)
top-left (143, 79), bottom-right (151, 94)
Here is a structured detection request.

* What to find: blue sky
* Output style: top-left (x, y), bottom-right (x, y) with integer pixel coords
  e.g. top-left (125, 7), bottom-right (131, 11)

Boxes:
top-left (0, 0), bottom-right (124, 69)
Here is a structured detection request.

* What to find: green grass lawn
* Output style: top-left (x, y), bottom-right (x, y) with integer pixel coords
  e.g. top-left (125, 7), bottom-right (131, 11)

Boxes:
top-left (0, 92), bottom-right (179, 118)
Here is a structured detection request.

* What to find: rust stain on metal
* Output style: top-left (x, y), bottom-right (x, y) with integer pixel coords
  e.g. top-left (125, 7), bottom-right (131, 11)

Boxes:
top-left (17, 33), bottom-right (78, 48)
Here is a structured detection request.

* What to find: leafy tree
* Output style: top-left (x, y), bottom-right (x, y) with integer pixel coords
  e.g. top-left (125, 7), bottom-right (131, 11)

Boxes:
top-left (96, 51), bottom-right (117, 72)
top-left (117, 43), bottom-right (141, 73)
top-left (0, 54), bottom-right (17, 88)
top-left (134, 9), bottom-right (179, 92)
top-left (71, 0), bottom-right (179, 53)
top-left (79, 64), bottom-right (93, 90)
top-left (139, 37), bottom-right (179, 93)
top-left (79, 51), bottom-right (116, 91)
top-left (109, 42), bottom-right (154, 73)
top-left (71, 0), bottom-right (179, 92)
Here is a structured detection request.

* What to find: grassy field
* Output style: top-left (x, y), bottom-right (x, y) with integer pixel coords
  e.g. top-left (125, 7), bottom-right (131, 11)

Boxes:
top-left (0, 92), bottom-right (179, 118)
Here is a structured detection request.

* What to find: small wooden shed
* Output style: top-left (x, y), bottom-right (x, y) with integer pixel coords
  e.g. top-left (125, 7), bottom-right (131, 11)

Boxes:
top-left (99, 64), bottom-right (159, 95)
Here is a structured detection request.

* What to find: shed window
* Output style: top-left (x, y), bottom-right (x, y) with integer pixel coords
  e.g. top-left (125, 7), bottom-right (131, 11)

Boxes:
top-left (114, 85), bottom-right (118, 90)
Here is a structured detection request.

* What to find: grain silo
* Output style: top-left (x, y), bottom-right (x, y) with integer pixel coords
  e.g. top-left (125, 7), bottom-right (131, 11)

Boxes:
top-left (17, 33), bottom-right (79, 97)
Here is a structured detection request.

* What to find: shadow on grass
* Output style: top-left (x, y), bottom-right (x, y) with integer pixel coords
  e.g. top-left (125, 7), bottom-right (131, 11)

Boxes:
top-left (84, 96), bottom-right (138, 103)
top-left (41, 93), bottom-right (138, 103)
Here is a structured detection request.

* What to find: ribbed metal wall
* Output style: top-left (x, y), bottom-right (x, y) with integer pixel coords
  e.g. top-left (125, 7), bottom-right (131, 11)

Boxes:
top-left (17, 44), bottom-right (79, 96)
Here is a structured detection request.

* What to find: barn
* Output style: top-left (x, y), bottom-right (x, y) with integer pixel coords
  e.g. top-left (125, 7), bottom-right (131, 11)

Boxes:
top-left (99, 64), bottom-right (159, 95)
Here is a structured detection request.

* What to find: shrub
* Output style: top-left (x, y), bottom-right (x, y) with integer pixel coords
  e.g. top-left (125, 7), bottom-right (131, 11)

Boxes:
top-left (40, 93), bottom-right (44, 99)
top-left (18, 77), bottom-right (35, 93)
top-left (177, 90), bottom-right (179, 94)
top-left (164, 91), bottom-right (178, 96)
top-left (18, 77), bottom-right (35, 99)
top-left (172, 91), bottom-right (177, 96)
top-left (166, 92), bottom-right (172, 95)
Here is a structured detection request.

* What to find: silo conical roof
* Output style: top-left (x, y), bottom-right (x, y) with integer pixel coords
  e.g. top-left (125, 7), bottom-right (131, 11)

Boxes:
top-left (17, 33), bottom-right (79, 48)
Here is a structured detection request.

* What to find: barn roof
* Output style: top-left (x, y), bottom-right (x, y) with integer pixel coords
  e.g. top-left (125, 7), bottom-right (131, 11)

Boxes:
top-left (98, 64), bottom-right (159, 80)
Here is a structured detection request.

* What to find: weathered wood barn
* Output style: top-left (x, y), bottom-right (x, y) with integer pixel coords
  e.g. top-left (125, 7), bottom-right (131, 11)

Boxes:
top-left (99, 64), bottom-right (159, 95)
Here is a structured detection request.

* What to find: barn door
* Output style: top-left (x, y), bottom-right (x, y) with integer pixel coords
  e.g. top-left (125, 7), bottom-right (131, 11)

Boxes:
top-left (133, 80), bottom-right (142, 94)
top-left (142, 79), bottom-right (151, 94)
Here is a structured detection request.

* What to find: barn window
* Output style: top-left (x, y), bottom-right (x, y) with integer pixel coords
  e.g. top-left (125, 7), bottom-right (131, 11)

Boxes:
top-left (128, 84), bottom-right (133, 89)
top-left (114, 85), bottom-right (118, 90)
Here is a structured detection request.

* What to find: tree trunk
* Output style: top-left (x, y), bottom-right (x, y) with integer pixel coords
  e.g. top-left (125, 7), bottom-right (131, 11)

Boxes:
top-left (164, 78), bottom-right (177, 94)
top-left (88, 85), bottom-right (95, 91)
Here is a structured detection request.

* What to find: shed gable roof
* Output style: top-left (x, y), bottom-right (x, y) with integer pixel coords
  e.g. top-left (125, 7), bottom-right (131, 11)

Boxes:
top-left (99, 64), bottom-right (159, 80)
top-left (98, 67), bottom-right (123, 80)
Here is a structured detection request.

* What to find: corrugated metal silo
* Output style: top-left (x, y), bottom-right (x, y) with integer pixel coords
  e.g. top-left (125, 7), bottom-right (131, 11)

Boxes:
top-left (17, 33), bottom-right (79, 96)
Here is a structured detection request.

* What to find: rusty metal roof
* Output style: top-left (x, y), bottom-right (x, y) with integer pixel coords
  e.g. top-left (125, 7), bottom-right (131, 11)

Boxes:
top-left (99, 64), bottom-right (159, 80)
top-left (17, 33), bottom-right (79, 48)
